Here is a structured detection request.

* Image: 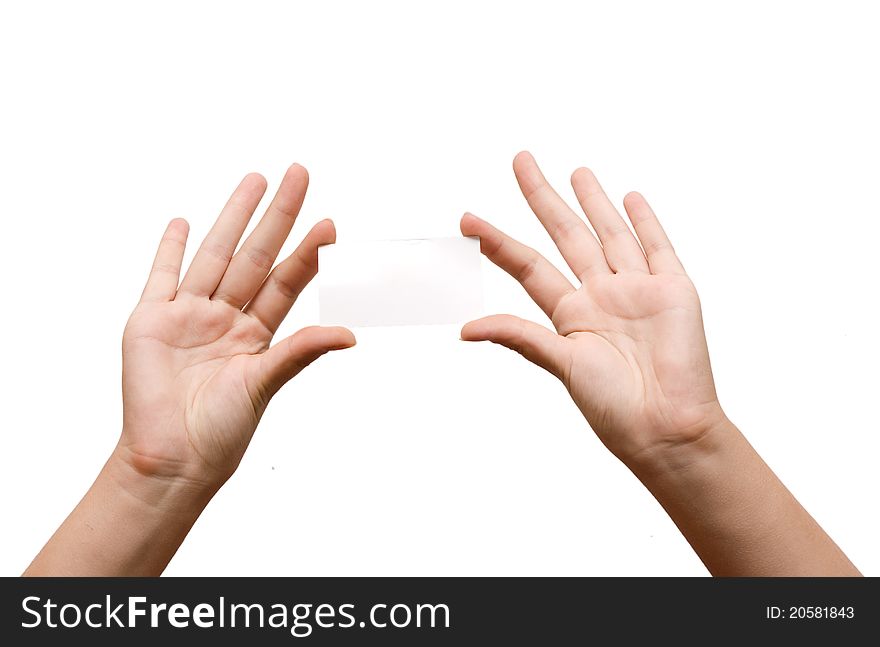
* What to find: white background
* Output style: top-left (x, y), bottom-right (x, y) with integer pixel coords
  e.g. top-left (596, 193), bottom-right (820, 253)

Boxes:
top-left (1, 1), bottom-right (877, 576)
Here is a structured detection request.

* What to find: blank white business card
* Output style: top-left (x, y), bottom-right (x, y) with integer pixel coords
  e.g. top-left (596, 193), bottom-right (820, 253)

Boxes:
top-left (318, 236), bottom-right (482, 327)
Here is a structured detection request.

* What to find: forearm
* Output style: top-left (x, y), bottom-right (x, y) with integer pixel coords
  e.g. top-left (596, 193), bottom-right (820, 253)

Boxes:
top-left (630, 419), bottom-right (860, 577)
top-left (24, 445), bottom-right (216, 576)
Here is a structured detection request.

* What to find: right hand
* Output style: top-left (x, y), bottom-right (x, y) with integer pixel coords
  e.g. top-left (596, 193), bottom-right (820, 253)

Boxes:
top-left (119, 164), bottom-right (355, 490)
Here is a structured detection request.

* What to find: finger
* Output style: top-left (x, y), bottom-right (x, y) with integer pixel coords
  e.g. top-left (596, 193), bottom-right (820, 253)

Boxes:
top-left (244, 219), bottom-right (336, 334)
top-left (254, 325), bottom-right (356, 400)
top-left (513, 151), bottom-right (609, 279)
top-left (140, 219), bottom-right (189, 303)
top-left (461, 314), bottom-right (570, 381)
top-left (178, 173), bottom-right (268, 297)
top-left (213, 164), bottom-right (310, 309)
top-left (461, 213), bottom-right (574, 320)
top-left (570, 167), bottom-right (648, 273)
top-left (622, 192), bottom-right (686, 275)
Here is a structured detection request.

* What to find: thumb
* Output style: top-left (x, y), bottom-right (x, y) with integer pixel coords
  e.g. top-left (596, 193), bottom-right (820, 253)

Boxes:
top-left (461, 314), bottom-right (569, 381)
top-left (255, 326), bottom-right (356, 401)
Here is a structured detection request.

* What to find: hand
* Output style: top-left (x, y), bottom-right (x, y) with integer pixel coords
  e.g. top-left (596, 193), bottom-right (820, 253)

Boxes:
top-left (461, 152), bottom-right (725, 468)
top-left (120, 164), bottom-right (355, 489)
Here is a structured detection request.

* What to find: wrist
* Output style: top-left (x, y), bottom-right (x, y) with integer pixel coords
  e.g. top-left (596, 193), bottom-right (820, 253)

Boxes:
top-left (25, 446), bottom-right (218, 576)
top-left (622, 416), bottom-right (860, 576)
top-left (107, 442), bottom-right (219, 518)
top-left (625, 413), bottom-right (740, 486)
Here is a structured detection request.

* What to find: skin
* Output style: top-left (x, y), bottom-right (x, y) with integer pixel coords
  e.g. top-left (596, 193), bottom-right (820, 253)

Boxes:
top-left (460, 151), bottom-right (860, 576)
top-left (25, 156), bottom-right (860, 576)
top-left (26, 164), bottom-right (355, 576)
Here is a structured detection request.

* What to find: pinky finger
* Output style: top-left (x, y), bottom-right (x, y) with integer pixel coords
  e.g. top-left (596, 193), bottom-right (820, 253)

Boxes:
top-left (461, 314), bottom-right (570, 381)
top-left (140, 219), bottom-right (189, 302)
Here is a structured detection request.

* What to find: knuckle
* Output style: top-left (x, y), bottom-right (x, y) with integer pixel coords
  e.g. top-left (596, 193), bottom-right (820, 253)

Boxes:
top-left (161, 235), bottom-right (186, 248)
top-left (150, 262), bottom-right (179, 275)
top-left (601, 222), bottom-right (632, 241)
top-left (485, 233), bottom-right (506, 258)
top-left (522, 180), bottom-right (548, 202)
top-left (244, 245), bottom-right (274, 271)
top-left (269, 271), bottom-right (301, 299)
top-left (644, 239), bottom-right (674, 255)
top-left (201, 241), bottom-right (234, 264)
top-left (514, 255), bottom-right (540, 284)
top-left (551, 217), bottom-right (581, 242)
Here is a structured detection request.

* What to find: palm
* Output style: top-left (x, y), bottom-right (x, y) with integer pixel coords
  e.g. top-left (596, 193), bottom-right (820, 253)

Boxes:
top-left (123, 299), bottom-right (271, 478)
top-left (118, 166), bottom-right (354, 484)
top-left (557, 272), bottom-right (717, 456)
top-left (462, 152), bottom-right (722, 463)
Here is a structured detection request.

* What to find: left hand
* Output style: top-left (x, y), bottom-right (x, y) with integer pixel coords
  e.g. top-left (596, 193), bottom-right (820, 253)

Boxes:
top-left (461, 152), bottom-right (725, 468)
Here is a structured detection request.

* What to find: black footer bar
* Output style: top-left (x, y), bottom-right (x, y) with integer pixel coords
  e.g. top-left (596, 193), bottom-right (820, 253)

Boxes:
top-left (1, 577), bottom-right (875, 644)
